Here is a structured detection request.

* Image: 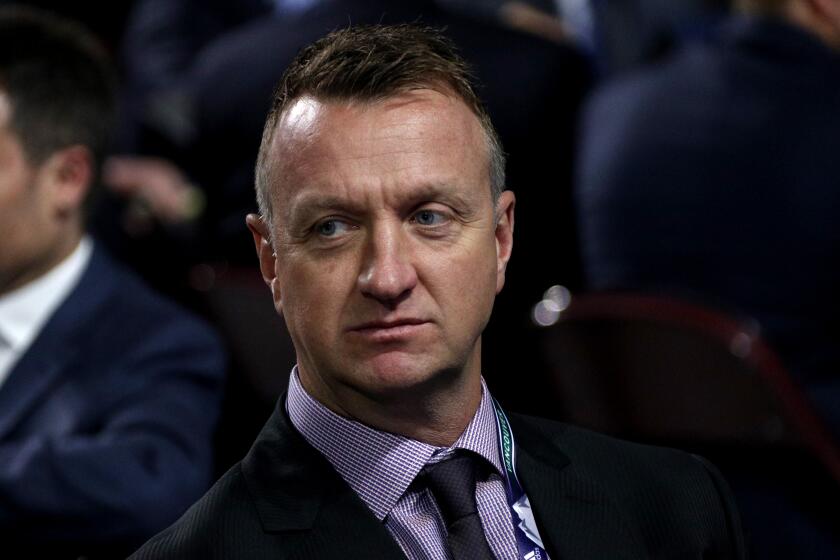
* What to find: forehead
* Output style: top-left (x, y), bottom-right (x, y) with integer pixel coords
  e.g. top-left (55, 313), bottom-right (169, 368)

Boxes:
top-left (266, 89), bottom-right (489, 215)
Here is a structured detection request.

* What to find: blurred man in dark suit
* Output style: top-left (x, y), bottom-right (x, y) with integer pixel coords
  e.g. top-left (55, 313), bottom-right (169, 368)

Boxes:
top-left (0, 7), bottom-right (225, 556)
top-left (577, 0), bottom-right (840, 444)
top-left (575, 0), bottom-right (840, 556)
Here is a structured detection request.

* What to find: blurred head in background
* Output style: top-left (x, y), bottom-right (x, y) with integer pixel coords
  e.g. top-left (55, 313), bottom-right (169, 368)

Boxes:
top-left (0, 6), bottom-right (116, 296)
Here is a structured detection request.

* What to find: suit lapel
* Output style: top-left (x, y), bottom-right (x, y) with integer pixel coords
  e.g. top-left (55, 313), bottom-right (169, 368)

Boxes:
top-left (241, 401), bottom-right (408, 559)
top-left (509, 414), bottom-right (648, 560)
top-left (0, 349), bottom-right (70, 439)
top-left (0, 245), bottom-right (110, 440)
top-left (237, 398), bottom-right (652, 559)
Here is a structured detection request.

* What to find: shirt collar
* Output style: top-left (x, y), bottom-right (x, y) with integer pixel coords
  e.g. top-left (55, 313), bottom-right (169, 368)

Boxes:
top-left (0, 236), bottom-right (93, 352)
top-left (286, 366), bottom-right (504, 521)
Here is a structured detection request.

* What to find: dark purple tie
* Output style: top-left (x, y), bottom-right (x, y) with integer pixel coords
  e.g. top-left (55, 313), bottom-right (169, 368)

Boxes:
top-left (422, 453), bottom-right (496, 560)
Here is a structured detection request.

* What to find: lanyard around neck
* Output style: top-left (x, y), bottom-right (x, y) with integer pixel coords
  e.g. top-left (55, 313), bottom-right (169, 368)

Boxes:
top-left (492, 399), bottom-right (551, 560)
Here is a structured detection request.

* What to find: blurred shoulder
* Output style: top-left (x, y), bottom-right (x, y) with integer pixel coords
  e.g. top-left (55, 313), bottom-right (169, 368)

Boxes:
top-left (87, 243), bottom-right (223, 349)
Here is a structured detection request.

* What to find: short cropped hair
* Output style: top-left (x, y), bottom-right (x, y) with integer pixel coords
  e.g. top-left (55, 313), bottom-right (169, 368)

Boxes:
top-left (255, 24), bottom-right (506, 227)
top-left (0, 6), bottom-right (116, 166)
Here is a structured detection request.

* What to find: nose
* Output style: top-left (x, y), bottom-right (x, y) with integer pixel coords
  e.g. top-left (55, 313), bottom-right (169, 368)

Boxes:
top-left (357, 222), bottom-right (418, 305)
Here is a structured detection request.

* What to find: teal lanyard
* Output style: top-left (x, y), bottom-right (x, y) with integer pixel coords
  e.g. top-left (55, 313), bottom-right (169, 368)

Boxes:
top-left (492, 399), bottom-right (550, 560)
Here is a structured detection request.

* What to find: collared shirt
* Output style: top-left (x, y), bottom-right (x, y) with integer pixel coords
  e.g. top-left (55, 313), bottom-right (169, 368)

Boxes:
top-left (0, 237), bottom-right (92, 390)
top-left (286, 367), bottom-right (519, 560)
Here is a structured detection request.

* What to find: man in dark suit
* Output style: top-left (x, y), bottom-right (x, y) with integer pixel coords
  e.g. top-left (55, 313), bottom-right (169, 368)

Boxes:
top-left (132, 24), bottom-right (745, 559)
top-left (0, 7), bottom-right (225, 556)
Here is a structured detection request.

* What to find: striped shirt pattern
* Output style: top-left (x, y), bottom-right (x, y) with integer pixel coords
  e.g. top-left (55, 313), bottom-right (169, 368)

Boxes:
top-left (286, 368), bottom-right (520, 560)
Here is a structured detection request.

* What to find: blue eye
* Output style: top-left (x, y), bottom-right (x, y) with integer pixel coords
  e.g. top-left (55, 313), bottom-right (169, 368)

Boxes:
top-left (316, 219), bottom-right (350, 237)
top-left (414, 209), bottom-right (444, 226)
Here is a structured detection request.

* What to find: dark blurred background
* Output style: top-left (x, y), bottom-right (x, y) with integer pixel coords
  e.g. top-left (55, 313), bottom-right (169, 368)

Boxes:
top-left (5, 0), bottom-right (839, 557)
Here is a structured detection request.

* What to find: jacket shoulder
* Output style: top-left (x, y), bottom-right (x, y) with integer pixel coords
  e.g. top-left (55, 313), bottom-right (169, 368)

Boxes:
top-left (511, 413), bottom-right (730, 495)
top-left (129, 462), bottom-right (262, 559)
top-left (509, 414), bottom-right (746, 557)
top-left (92, 248), bottom-right (221, 344)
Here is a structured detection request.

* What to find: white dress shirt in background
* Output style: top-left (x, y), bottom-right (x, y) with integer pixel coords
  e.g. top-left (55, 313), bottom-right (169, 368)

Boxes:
top-left (0, 236), bottom-right (93, 390)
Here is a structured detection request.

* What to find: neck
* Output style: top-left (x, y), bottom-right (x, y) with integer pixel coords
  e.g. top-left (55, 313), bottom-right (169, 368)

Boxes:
top-left (299, 361), bottom-right (484, 447)
top-left (0, 227), bottom-right (83, 297)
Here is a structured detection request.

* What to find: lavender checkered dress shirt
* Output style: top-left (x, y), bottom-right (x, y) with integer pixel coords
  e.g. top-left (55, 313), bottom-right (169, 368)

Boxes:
top-left (286, 367), bottom-right (520, 560)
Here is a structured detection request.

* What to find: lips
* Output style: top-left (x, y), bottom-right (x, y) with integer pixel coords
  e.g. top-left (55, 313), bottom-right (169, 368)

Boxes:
top-left (350, 318), bottom-right (428, 331)
top-left (348, 317), bottom-right (431, 342)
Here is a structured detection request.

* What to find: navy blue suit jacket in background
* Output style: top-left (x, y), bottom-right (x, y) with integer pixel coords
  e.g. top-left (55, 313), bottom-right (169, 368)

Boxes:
top-left (0, 243), bottom-right (226, 557)
top-left (575, 16), bottom-right (840, 435)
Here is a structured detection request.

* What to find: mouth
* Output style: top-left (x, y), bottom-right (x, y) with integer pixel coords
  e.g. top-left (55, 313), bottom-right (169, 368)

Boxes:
top-left (351, 318), bottom-right (427, 330)
top-left (348, 318), bottom-right (431, 342)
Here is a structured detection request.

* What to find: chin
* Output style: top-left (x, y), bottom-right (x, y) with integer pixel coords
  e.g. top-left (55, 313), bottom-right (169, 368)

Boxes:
top-left (357, 351), bottom-right (463, 396)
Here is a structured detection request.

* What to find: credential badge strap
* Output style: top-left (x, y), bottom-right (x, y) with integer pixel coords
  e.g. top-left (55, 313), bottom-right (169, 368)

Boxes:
top-left (492, 399), bottom-right (550, 560)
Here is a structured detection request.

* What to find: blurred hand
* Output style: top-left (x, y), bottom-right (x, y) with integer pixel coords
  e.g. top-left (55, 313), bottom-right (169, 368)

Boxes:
top-left (103, 156), bottom-right (204, 224)
top-left (499, 2), bottom-right (573, 45)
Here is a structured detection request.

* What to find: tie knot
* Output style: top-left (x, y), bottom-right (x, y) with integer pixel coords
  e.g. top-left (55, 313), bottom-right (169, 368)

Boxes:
top-left (422, 453), bottom-right (481, 525)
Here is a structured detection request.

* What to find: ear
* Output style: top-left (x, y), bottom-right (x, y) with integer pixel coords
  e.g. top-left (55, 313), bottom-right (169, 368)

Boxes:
top-left (246, 213), bottom-right (283, 314)
top-left (42, 145), bottom-right (92, 215)
top-left (493, 190), bottom-right (515, 294)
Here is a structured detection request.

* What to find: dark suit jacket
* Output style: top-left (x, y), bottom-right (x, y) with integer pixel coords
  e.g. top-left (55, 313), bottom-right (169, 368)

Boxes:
top-left (0, 243), bottom-right (226, 557)
top-left (131, 399), bottom-right (745, 559)
top-left (575, 17), bottom-right (840, 434)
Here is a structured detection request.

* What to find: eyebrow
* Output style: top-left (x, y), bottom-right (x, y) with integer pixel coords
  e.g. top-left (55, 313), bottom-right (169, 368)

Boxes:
top-left (285, 182), bottom-right (478, 223)
top-left (284, 194), bottom-right (365, 226)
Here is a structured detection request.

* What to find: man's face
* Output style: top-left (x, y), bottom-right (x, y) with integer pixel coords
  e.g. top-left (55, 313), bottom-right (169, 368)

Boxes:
top-left (252, 89), bottom-right (514, 406)
top-left (0, 91), bottom-right (63, 295)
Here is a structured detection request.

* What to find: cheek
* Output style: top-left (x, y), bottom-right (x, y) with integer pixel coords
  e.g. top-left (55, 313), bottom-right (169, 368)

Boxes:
top-left (0, 189), bottom-right (39, 246)
top-left (423, 236), bottom-right (498, 311)
top-left (279, 255), bottom-right (353, 329)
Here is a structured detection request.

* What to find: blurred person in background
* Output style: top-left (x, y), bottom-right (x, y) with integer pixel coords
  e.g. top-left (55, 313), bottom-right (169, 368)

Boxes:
top-left (441, 0), bottom-right (733, 74)
top-left (575, 0), bottom-right (840, 556)
top-left (0, 6), bottom-right (225, 557)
